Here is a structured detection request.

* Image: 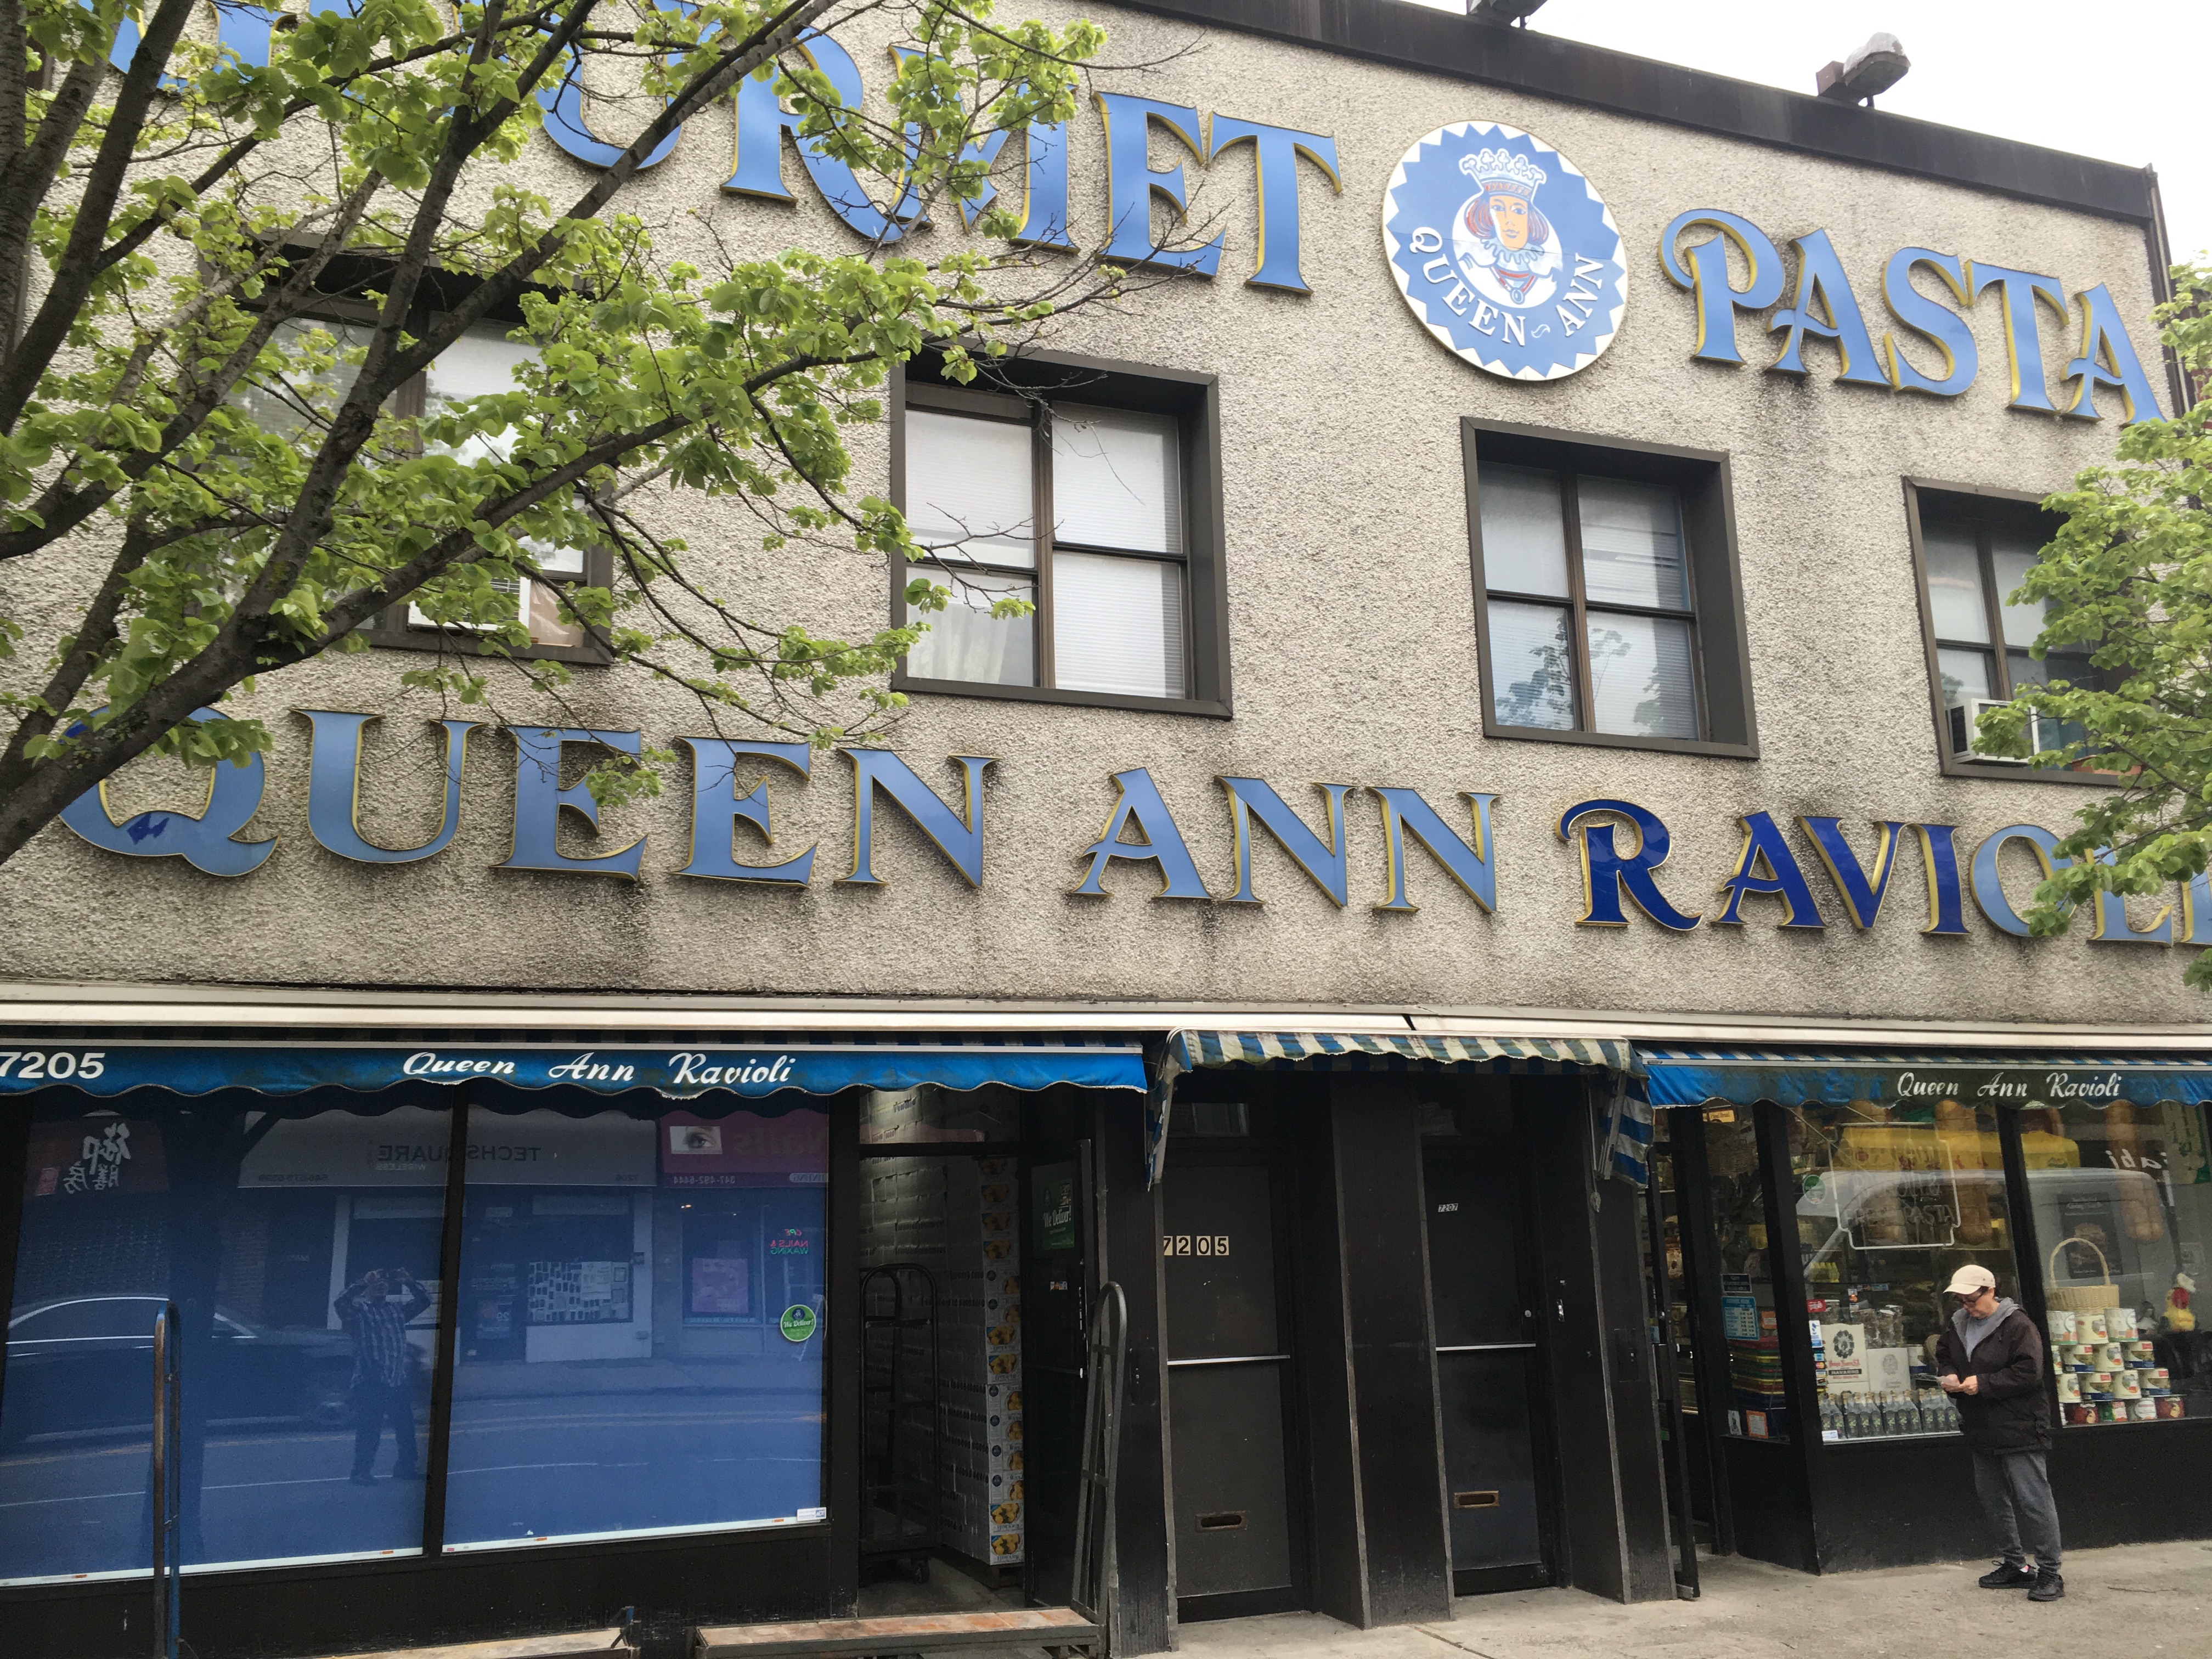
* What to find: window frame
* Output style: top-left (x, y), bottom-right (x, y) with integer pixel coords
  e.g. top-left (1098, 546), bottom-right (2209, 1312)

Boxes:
top-left (1904, 477), bottom-right (2112, 787)
top-left (890, 352), bottom-right (1231, 719)
top-left (244, 286), bottom-right (615, 667)
top-left (1463, 419), bottom-right (1758, 759)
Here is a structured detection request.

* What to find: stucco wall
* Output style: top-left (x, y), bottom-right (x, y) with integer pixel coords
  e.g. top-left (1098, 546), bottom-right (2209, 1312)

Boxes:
top-left (0, 3), bottom-right (2194, 1027)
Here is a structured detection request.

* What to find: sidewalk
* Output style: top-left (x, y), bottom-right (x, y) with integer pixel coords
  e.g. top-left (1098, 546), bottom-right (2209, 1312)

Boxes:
top-left (1175, 1541), bottom-right (2211, 1658)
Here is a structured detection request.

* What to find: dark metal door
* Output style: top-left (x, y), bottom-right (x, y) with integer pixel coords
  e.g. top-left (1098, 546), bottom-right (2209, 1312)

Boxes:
top-left (1425, 1150), bottom-right (1548, 1581)
top-left (1023, 1152), bottom-right (1091, 1605)
top-left (1163, 1161), bottom-right (1296, 1612)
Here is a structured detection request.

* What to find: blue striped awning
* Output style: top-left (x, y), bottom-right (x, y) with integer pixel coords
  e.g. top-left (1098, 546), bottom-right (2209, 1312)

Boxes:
top-left (1155, 1030), bottom-right (1650, 1187)
top-left (1637, 1047), bottom-right (2212, 1110)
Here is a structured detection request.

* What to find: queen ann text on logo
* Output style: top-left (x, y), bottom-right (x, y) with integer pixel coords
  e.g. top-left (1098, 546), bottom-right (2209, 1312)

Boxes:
top-left (1384, 122), bottom-right (1627, 381)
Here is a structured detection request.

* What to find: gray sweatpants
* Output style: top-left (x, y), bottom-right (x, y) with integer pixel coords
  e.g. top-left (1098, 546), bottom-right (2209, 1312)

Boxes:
top-left (1972, 1449), bottom-right (2061, 1574)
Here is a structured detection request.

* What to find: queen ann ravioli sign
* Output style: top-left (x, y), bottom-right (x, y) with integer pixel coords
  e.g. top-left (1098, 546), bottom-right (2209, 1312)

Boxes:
top-left (1384, 123), bottom-right (1627, 381)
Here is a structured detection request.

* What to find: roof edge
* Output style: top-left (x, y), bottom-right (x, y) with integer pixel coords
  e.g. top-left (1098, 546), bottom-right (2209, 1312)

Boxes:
top-left (1108, 1), bottom-right (2154, 223)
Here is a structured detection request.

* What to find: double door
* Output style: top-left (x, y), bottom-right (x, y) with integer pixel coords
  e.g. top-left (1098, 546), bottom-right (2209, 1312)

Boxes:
top-left (1162, 1157), bottom-right (1302, 1619)
top-left (1425, 1149), bottom-right (1554, 1590)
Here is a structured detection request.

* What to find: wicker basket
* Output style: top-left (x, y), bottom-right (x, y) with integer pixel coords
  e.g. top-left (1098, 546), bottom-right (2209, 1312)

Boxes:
top-left (2045, 1236), bottom-right (2119, 1314)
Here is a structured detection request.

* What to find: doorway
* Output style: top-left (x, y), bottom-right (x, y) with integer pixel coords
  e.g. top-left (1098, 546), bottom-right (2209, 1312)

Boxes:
top-left (1424, 1127), bottom-right (1556, 1594)
top-left (1161, 1125), bottom-right (1305, 1621)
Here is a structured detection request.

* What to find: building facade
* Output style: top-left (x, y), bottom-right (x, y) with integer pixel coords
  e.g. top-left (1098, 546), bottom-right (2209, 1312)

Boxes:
top-left (2, 3), bottom-right (2208, 1655)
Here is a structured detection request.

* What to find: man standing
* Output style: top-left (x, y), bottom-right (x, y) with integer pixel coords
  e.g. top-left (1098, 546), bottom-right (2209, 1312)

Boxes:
top-left (334, 1266), bottom-right (429, 1487)
top-left (1936, 1265), bottom-right (2061, 1601)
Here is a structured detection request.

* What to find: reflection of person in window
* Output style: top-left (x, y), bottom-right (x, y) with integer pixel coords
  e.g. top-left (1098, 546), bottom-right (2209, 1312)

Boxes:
top-left (334, 1268), bottom-right (427, 1485)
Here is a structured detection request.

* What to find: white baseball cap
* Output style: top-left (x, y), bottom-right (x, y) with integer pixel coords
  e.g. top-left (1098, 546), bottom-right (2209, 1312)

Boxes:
top-left (1944, 1265), bottom-right (1998, 1295)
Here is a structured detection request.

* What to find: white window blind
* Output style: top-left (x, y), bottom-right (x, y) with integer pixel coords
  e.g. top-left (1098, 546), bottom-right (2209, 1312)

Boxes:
top-left (904, 409), bottom-right (1036, 567)
top-left (1051, 404), bottom-right (1181, 555)
top-left (1053, 552), bottom-right (1186, 698)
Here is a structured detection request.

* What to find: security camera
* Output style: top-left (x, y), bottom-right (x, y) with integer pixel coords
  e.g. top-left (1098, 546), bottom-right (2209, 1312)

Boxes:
top-left (1816, 33), bottom-right (1910, 104)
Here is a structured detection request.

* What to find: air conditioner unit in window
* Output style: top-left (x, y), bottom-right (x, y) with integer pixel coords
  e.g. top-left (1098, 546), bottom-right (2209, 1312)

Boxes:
top-left (409, 575), bottom-right (527, 635)
top-left (1948, 697), bottom-right (2029, 763)
top-left (1949, 698), bottom-right (2092, 764)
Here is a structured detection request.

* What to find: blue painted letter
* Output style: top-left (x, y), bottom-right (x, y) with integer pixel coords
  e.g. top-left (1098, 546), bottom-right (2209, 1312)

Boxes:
top-left (1556, 799), bottom-right (1701, 931)
top-left (499, 727), bottom-right (647, 879)
top-left (1658, 210), bottom-right (1784, 366)
top-left (1713, 810), bottom-right (1825, 928)
top-left (1370, 788), bottom-right (1498, 915)
top-left (678, 738), bottom-right (814, 884)
top-left (1073, 769), bottom-right (1210, 899)
top-left (304, 710), bottom-right (476, 865)
top-left (1217, 777), bottom-right (1352, 906)
top-left (1207, 117), bottom-right (1341, 293)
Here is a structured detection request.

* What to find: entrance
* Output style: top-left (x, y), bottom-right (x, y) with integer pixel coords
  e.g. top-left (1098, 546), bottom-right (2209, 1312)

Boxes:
top-left (1424, 1143), bottom-right (1554, 1593)
top-left (1161, 1143), bottom-right (1303, 1621)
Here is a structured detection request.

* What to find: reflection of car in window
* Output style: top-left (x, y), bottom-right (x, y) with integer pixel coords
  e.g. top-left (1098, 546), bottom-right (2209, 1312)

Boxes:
top-left (2, 1295), bottom-right (367, 1449)
top-left (2027, 1166), bottom-right (2180, 1318)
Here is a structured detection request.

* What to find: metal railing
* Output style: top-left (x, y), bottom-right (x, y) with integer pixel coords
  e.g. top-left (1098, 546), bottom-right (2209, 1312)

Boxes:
top-left (150, 1300), bottom-right (183, 1659)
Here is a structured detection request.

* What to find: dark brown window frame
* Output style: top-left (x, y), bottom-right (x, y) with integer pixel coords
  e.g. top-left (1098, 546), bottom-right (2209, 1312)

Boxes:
top-left (890, 351), bottom-right (1232, 719)
top-left (1463, 419), bottom-right (1758, 760)
top-left (252, 283), bottom-right (614, 668)
top-left (1903, 477), bottom-right (2114, 787)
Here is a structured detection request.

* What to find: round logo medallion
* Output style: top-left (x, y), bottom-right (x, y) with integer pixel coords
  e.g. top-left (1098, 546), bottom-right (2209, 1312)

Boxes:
top-left (780, 1303), bottom-right (819, 1343)
top-left (1383, 121), bottom-right (1627, 380)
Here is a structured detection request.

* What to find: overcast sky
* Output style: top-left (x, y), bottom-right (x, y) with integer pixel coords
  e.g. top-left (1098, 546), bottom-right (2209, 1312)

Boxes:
top-left (1396, 1), bottom-right (2210, 277)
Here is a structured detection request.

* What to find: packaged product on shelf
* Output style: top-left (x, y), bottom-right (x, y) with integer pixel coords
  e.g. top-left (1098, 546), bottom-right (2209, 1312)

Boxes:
top-left (2156, 1397), bottom-right (2187, 1420)
top-left (2107, 1307), bottom-right (2139, 1340)
top-left (2147, 1367), bottom-right (2170, 1395)
top-left (2055, 1373), bottom-right (2080, 1405)
top-left (2049, 1309), bottom-right (2078, 1340)
top-left (2114, 1369), bottom-right (2143, 1401)
top-left (2132, 1400), bottom-right (2158, 1421)
top-left (2083, 1312), bottom-right (2109, 1341)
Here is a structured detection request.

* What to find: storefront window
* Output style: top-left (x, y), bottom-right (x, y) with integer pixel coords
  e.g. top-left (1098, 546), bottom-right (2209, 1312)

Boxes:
top-left (441, 1101), bottom-right (827, 1550)
top-left (1, 1098), bottom-right (448, 1583)
top-left (859, 1083), bottom-right (1022, 1145)
top-left (2023, 1099), bottom-right (2209, 1425)
top-left (1788, 1099), bottom-right (2019, 1442)
top-left (1702, 1107), bottom-right (1788, 1442)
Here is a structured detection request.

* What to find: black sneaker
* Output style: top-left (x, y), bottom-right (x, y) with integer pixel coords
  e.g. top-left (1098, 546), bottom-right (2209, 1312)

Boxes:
top-left (1978, 1562), bottom-right (2034, 1588)
top-left (2029, 1570), bottom-right (2064, 1602)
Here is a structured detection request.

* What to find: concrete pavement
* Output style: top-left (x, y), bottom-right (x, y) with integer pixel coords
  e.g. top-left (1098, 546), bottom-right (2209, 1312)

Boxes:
top-left (1176, 1541), bottom-right (2212, 1658)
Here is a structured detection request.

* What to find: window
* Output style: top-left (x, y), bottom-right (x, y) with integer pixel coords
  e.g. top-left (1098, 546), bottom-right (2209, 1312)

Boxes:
top-left (444, 1100), bottom-right (826, 1550)
top-left (1702, 1107), bottom-right (1791, 1441)
top-left (894, 355), bottom-right (1229, 716)
top-left (2023, 1100), bottom-right (2210, 1428)
top-left (0, 1104), bottom-right (449, 1581)
top-left (1788, 1102), bottom-right (2021, 1442)
top-left (1909, 483), bottom-right (2105, 777)
top-left (0, 1094), bottom-right (829, 1584)
top-left (1464, 421), bottom-right (1754, 756)
top-left (238, 308), bottom-right (610, 664)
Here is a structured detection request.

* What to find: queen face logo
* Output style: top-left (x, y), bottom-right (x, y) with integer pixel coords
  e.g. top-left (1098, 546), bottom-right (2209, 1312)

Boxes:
top-left (1384, 122), bottom-right (1626, 381)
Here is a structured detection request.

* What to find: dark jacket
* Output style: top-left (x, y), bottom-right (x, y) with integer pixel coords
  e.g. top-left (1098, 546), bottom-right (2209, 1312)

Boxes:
top-left (1934, 1304), bottom-right (2051, 1453)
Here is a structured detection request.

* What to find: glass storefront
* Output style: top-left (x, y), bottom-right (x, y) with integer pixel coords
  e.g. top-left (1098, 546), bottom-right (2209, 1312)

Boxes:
top-left (1, 1091), bottom-right (828, 1584)
top-left (2026, 1100), bottom-right (2210, 1426)
top-left (1788, 1101), bottom-right (2018, 1440)
top-left (1701, 1107), bottom-right (1790, 1442)
top-left (1651, 1056), bottom-right (2212, 1449)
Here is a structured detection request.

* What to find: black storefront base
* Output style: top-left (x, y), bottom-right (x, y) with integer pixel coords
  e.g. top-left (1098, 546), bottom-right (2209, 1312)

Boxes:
top-left (1806, 1420), bottom-right (2212, 1571)
top-left (7, 1522), bottom-right (839, 1659)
